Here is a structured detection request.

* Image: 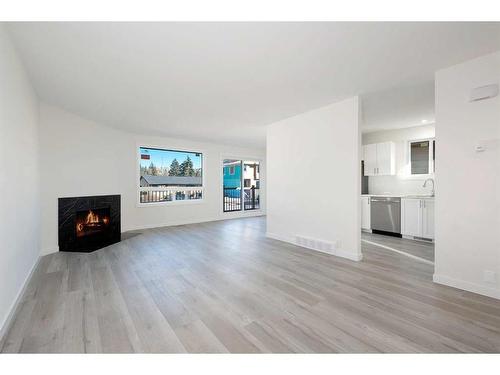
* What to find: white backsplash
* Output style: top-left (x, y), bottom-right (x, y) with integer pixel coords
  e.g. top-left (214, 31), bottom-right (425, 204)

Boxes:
top-left (368, 175), bottom-right (432, 195)
top-left (362, 124), bottom-right (435, 196)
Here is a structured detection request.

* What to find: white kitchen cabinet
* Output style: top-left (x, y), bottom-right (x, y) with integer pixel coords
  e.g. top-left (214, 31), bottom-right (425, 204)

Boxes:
top-left (363, 142), bottom-right (395, 176)
top-left (375, 142), bottom-right (395, 175)
top-left (402, 198), bottom-right (434, 240)
top-left (401, 198), bottom-right (422, 237)
top-left (363, 144), bottom-right (377, 176)
top-left (421, 199), bottom-right (434, 239)
top-left (361, 196), bottom-right (371, 231)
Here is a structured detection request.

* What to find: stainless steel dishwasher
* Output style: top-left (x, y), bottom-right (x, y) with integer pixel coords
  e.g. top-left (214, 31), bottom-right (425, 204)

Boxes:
top-left (370, 197), bottom-right (401, 235)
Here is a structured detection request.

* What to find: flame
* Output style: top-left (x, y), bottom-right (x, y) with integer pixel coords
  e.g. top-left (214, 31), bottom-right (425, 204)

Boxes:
top-left (86, 210), bottom-right (100, 224)
top-left (76, 210), bottom-right (108, 234)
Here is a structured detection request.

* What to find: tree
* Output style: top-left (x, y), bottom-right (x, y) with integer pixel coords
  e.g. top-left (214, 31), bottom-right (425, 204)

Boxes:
top-left (169, 158), bottom-right (181, 176)
top-left (180, 156), bottom-right (195, 176)
top-left (149, 162), bottom-right (159, 176)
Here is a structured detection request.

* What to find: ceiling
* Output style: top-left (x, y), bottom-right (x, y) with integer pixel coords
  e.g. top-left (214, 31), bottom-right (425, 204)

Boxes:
top-left (361, 81), bottom-right (435, 133)
top-left (6, 22), bottom-right (500, 148)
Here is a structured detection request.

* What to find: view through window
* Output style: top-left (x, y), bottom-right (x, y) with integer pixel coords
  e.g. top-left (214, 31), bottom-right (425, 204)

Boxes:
top-left (139, 147), bottom-right (203, 204)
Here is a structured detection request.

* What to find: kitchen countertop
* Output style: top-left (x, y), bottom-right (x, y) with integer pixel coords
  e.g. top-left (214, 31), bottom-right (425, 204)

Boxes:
top-left (361, 194), bottom-right (434, 199)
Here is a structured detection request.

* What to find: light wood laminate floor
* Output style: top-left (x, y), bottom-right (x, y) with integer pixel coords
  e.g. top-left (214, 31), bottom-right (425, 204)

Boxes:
top-left (2, 217), bottom-right (500, 353)
top-left (361, 232), bottom-right (434, 262)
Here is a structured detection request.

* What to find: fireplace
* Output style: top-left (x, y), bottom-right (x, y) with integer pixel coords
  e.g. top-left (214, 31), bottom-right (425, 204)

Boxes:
top-left (58, 195), bottom-right (120, 252)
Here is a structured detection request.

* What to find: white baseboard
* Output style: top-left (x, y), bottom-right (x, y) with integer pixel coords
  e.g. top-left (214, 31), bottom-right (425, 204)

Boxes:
top-left (266, 232), bottom-right (362, 262)
top-left (0, 256), bottom-right (40, 349)
top-left (433, 273), bottom-right (500, 300)
top-left (265, 231), bottom-right (293, 243)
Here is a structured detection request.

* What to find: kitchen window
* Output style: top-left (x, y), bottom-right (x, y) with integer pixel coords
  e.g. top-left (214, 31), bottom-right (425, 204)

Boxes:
top-left (409, 138), bottom-right (435, 175)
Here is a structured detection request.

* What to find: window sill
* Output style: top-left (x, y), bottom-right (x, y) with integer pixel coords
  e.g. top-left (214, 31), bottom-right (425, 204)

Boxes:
top-left (137, 199), bottom-right (205, 208)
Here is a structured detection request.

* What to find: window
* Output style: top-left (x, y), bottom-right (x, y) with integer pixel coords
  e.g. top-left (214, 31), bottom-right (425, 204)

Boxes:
top-left (409, 139), bottom-right (435, 175)
top-left (139, 147), bottom-right (203, 204)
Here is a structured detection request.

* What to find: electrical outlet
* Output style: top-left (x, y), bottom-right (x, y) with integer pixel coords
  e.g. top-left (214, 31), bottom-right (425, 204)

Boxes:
top-left (483, 270), bottom-right (497, 283)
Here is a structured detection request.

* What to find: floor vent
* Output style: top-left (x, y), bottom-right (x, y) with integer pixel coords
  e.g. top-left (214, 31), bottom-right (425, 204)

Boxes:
top-left (295, 235), bottom-right (335, 254)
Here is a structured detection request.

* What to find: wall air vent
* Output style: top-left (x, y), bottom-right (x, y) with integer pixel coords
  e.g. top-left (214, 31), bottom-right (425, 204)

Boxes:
top-left (295, 235), bottom-right (335, 254)
top-left (470, 84), bottom-right (499, 102)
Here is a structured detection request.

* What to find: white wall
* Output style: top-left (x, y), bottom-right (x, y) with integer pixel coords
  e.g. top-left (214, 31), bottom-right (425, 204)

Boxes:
top-left (39, 104), bottom-right (266, 255)
top-left (0, 27), bottom-right (40, 336)
top-left (362, 125), bottom-right (435, 195)
top-left (434, 51), bottom-right (500, 299)
top-left (266, 97), bottom-right (362, 261)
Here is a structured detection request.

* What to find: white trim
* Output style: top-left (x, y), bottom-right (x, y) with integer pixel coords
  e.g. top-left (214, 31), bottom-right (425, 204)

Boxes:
top-left (361, 239), bottom-right (434, 265)
top-left (433, 273), bottom-right (500, 300)
top-left (0, 256), bottom-right (40, 349)
top-left (265, 231), bottom-right (293, 243)
top-left (266, 232), bottom-right (363, 262)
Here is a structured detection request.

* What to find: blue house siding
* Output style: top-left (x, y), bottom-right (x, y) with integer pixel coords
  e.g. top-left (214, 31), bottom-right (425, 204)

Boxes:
top-left (223, 164), bottom-right (241, 188)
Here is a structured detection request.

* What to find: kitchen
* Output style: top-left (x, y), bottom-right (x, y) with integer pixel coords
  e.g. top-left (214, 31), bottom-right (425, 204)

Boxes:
top-left (360, 84), bottom-right (435, 262)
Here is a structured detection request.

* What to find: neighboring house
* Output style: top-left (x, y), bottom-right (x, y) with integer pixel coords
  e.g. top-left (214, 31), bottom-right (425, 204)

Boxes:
top-left (223, 163), bottom-right (242, 189)
top-left (140, 175), bottom-right (202, 187)
top-left (243, 163), bottom-right (260, 189)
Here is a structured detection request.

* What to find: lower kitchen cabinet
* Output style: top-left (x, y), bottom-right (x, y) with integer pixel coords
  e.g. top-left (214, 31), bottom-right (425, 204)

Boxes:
top-left (361, 196), bottom-right (371, 231)
top-left (421, 199), bottom-right (434, 239)
top-left (401, 198), bottom-right (434, 240)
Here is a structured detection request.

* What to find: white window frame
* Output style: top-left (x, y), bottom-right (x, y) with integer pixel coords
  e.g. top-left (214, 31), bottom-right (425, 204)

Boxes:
top-left (137, 144), bottom-right (205, 207)
top-left (408, 138), bottom-right (435, 177)
top-left (220, 154), bottom-right (263, 214)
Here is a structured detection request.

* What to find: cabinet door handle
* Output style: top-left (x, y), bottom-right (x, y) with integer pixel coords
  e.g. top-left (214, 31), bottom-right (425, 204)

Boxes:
top-left (419, 200), bottom-right (422, 208)
top-left (423, 200), bottom-right (426, 209)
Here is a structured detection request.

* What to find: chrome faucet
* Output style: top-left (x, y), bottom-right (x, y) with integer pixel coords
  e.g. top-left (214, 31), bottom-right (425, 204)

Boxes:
top-left (423, 178), bottom-right (435, 196)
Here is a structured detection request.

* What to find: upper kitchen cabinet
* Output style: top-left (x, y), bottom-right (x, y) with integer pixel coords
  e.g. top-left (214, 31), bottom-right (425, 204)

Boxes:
top-left (363, 141), bottom-right (395, 176)
top-left (363, 144), bottom-right (377, 176)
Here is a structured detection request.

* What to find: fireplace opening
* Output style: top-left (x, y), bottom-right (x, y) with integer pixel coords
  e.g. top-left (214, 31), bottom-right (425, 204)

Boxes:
top-left (59, 195), bottom-right (120, 252)
top-left (75, 208), bottom-right (111, 238)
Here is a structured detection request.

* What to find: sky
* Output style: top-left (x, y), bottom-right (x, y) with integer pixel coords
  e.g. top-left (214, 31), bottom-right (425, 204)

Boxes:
top-left (139, 147), bottom-right (202, 170)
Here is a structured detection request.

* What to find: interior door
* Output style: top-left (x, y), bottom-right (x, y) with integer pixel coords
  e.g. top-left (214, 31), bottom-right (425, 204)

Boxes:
top-left (363, 144), bottom-right (377, 176)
